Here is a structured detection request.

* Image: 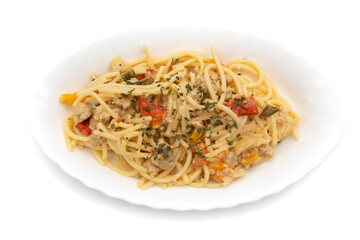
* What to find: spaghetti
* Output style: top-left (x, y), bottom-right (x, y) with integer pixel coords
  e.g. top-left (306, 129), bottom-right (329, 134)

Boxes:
top-left (60, 46), bottom-right (299, 189)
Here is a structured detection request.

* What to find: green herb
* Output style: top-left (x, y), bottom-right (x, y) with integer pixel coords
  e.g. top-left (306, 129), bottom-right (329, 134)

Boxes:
top-left (195, 151), bottom-right (206, 158)
top-left (153, 143), bottom-right (172, 160)
top-left (259, 105), bottom-right (280, 119)
top-left (187, 129), bottom-right (194, 135)
top-left (202, 101), bottom-right (217, 112)
top-left (172, 144), bottom-right (181, 150)
top-left (121, 69), bottom-right (136, 81)
top-left (126, 76), bottom-right (154, 85)
top-left (227, 139), bottom-right (234, 145)
top-left (132, 104), bottom-right (140, 113)
top-left (212, 119), bottom-right (221, 127)
top-left (203, 126), bottom-right (211, 132)
top-left (201, 95), bottom-right (207, 104)
top-left (194, 143), bottom-right (215, 159)
top-left (110, 124), bottom-right (115, 129)
top-left (121, 88), bottom-right (135, 98)
top-left (173, 58), bottom-right (179, 64)
top-left (154, 128), bottom-right (161, 137)
top-left (234, 96), bottom-right (246, 106)
top-left (171, 135), bottom-right (180, 141)
top-left (185, 83), bottom-right (192, 95)
top-left (187, 142), bottom-right (201, 150)
top-left (168, 89), bottom-right (172, 95)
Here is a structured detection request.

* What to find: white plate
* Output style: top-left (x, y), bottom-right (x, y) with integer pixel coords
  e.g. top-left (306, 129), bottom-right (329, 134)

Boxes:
top-left (29, 28), bottom-right (346, 211)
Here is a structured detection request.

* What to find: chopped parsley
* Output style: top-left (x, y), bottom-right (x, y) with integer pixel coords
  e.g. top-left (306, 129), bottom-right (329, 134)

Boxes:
top-left (234, 96), bottom-right (246, 106)
top-left (211, 119), bottom-right (221, 127)
top-left (202, 101), bottom-right (217, 112)
top-left (227, 139), bottom-right (234, 145)
top-left (171, 135), bottom-right (180, 141)
top-left (121, 88), bottom-right (135, 98)
top-left (171, 58), bottom-right (179, 65)
top-left (185, 83), bottom-right (192, 95)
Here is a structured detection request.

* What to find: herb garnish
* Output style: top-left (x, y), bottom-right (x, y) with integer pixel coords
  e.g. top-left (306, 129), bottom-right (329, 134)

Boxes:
top-left (227, 139), bottom-right (234, 145)
top-left (202, 101), bottom-right (217, 112)
top-left (185, 83), bottom-right (192, 95)
top-left (121, 88), bottom-right (135, 98)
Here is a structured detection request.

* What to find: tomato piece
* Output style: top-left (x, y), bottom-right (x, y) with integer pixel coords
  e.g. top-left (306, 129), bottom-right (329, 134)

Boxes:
top-left (211, 171), bottom-right (225, 182)
top-left (192, 143), bottom-right (208, 167)
top-left (137, 69), bottom-right (157, 80)
top-left (148, 68), bottom-right (157, 75)
top-left (138, 74), bottom-right (146, 80)
top-left (139, 97), bottom-right (166, 128)
top-left (213, 151), bottom-right (228, 162)
top-left (193, 156), bottom-right (208, 167)
top-left (225, 96), bottom-right (258, 116)
top-left (75, 119), bottom-right (92, 136)
top-left (202, 120), bottom-right (210, 127)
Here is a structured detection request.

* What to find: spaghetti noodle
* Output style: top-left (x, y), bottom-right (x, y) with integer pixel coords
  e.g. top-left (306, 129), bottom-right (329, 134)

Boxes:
top-left (60, 46), bottom-right (299, 189)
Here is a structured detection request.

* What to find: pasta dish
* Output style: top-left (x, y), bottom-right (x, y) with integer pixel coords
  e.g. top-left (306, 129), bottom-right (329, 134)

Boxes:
top-left (59, 45), bottom-right (299, 189)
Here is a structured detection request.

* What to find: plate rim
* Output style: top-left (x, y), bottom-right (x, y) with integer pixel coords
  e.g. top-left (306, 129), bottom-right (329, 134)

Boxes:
top-left (28, 27), bottom-right (348, 211)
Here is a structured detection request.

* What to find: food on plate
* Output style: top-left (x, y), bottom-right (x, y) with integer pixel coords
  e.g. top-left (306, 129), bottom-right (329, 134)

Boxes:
top-left (60, 45), bottom-right (300, 189)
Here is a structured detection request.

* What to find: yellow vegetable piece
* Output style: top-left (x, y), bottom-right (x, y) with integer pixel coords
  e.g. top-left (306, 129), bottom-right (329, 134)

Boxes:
top-left (207, 58), bottom-right (225, 66)
top-left (241, 153), bottom-right (258, 165)
top-left (59, 92), bottom-right (77, 104)
top-left (207, 59), bottom-right (216, 64)
top-left (209, 161), bottom-right (231, 171)
top-left (190, 130), bottom-right (201, 142)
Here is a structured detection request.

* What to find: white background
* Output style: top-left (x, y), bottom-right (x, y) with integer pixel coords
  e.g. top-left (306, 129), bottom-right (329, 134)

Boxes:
top-left (1, 0), bottom-right (359, 239)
